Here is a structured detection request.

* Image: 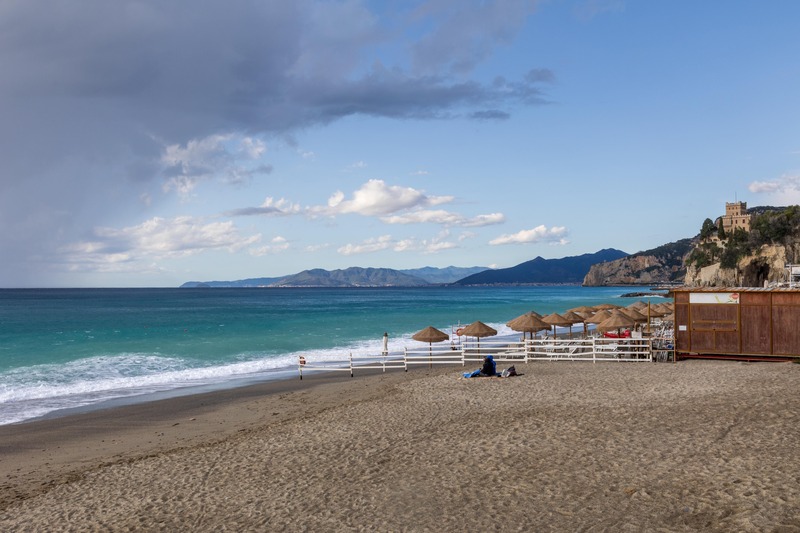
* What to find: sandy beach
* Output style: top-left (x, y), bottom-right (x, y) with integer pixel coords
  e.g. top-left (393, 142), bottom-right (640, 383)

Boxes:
top-left (2, 360), bottom-right (800, 532)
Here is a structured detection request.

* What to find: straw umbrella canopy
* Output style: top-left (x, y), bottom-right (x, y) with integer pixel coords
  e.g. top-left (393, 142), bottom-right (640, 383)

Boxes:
top-left (585, 309), bottom-right (612, 325)
top-left (412, 326), bottom-right (449, 344)
top-left (507, 312), bottom-right (550, 339)
top-left (596, 310), bottom-right (635, 335)
top-left (561, 310), bottom-right (586, 323)
top-left (568, 305), bottom-right (595, 315)
top-left (561, 310), bottom-right (588, 338)
top-left (648, 304), bottom-right (668, 317)
top-left (626, 301), bottom-right (648, 311)
top-left (541, 312), bottom-right (573, 339)
top-left (412, 326), bottom-right (450, 368)
top-left (657, 302), bottom-right (674, 313)
top-left (594, 303), bottom-right (620, 310)
top-left (459, 321), bottom-right (497, 348)
top-left (621, 307), bottom-right (648, 324)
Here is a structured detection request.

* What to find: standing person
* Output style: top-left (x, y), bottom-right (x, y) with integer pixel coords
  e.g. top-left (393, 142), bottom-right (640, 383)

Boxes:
top-left (382, 332), bottom-right (389, 356)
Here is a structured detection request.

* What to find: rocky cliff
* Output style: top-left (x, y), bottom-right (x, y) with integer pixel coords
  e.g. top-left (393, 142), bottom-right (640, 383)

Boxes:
top-left (582, 239), bottom-right (693, 286)
top-left (684, 243), bottom-right (800, 287)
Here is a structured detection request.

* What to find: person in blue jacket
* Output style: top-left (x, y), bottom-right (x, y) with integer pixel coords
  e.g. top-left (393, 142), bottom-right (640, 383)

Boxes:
top-left (479, 355), bottom-right (497, 376)
top-left (463, 355), bottom-right (498, 378)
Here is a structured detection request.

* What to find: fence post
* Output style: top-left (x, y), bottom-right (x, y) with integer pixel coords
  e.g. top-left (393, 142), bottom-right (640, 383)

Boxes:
top-left (592, 338), bottom-right (596, 363)
top-left (404, 347), bottom-right (408, 372)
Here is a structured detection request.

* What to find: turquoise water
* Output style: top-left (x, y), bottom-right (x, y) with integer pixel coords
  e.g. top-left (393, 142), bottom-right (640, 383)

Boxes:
top-left (0, 286), bottom-right (661, 424)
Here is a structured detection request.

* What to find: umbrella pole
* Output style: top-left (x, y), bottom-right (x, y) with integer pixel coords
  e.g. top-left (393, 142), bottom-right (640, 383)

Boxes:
top-left (429, 343), bottom-right (432, 369)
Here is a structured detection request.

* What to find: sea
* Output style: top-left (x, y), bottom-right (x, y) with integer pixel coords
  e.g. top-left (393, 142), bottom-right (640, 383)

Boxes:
top-left (0, 286), bottom-right (665, 425)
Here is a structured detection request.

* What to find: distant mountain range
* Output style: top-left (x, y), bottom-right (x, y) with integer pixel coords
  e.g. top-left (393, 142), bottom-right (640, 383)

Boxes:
top-left (180, 251), bottom-right (630, 288)
top-left (180, 265), bottom-right (489, 288)
top-left (454, 249), bottom-right (628, 285)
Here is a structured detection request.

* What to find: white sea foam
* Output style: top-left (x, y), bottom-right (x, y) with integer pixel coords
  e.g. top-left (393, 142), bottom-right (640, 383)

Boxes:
top-left (0, 321), bottom-right (576, 425)
top-left (0, 333), bottom-right (424, 425)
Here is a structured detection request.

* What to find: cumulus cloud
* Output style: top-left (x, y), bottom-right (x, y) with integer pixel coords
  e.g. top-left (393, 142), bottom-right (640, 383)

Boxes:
top-left (381, 210), bottom-right (504, 227)
top-left (227, 180), bottom-right (504, 229)
top-left (748, 174), bottom-right (800, 204)
top-left (489, 225), bottom-right (569, 245)
top-left (59, 216), bottom-right (261, 272)
top-left (748, 175), bottom-right (800, 194)
top-left (224, 197), bottom-right (301, 217)
top-left (322, 179), bottom-right (453, 216)
top-left (337, 235), bottom-right (395, 255)
top-left (250, 236), bottom-right (291, 256)
top-left (0, 0), bottom-right (548, 283)
top-left (161, 135), bottom-right (273, 196)
top-left (338, 233), bottom-right (457, 255)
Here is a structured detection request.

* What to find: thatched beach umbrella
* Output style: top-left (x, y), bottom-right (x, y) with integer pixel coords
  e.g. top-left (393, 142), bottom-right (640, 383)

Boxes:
top-left (412, 326), bottom-right (449, 368)
top-left (648, 304), bottom-right (668, 317)
top-left (507, 311), bottom-right (550, 339)
top-left (626, 301), bottom-right (648, 311)
top-left (542, 312), bottom-right (573, 339)
top-left (459, 321), bottom-right (497, 348)
top-left (657, 302), bottom-right (674, 313)
top-left (621, 307), bottom-right (648, 324)
top-left (585, 309), bottom-right (612, 325)
top-left (597, 310), bottom-right (635, 336)
top-left (561, 310), bottom-right (588, 338)
top-left (568, 305), bottom-right (595, 315)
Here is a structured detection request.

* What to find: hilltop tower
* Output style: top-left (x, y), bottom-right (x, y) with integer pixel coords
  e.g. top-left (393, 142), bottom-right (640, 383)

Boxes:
top-left (720, 201), bottom-right (751, 232)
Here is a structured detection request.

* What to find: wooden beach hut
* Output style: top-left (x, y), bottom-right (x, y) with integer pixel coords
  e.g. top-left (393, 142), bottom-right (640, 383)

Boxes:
top-left (673, 287), bottom-right (800, 361)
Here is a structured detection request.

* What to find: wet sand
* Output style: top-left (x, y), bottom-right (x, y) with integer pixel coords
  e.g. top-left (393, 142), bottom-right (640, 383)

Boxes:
top-left (2, 360), bottom-right (800, 531)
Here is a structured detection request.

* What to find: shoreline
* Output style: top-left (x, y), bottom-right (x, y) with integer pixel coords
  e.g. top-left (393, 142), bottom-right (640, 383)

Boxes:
top-left (0, 364), bottom-right (440, 509)
top-left (4, 360), bottom-right (799, 530)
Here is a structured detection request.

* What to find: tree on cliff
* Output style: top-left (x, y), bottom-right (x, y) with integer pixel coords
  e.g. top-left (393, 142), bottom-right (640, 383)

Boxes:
top-left (699, 218), bottom-right (717, 240)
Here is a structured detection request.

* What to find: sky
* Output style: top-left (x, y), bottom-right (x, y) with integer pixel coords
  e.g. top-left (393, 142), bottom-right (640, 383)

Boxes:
top-left (1, 0), bottom-right (799, 288)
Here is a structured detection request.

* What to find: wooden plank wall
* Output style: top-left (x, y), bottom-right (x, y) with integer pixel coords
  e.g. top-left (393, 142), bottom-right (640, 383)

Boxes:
top-left (675, 290), bottom-right (800, 357)
top-left (772, 293), bottom-right (800, 355)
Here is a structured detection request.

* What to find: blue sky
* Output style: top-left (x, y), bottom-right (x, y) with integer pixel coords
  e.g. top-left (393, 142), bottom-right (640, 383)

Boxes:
top-left (1, 0), bottom-right (799, 287)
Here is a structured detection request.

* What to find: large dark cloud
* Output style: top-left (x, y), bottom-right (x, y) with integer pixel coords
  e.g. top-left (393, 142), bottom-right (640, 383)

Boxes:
top-left (0, 0), bottom-right (547, 285)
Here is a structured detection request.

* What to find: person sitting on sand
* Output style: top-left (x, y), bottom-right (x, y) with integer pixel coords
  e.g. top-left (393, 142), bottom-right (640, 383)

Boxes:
top-left (462, 355), bottom-right (498, 378)
top-left (479, 355), bottom-right (497, 377)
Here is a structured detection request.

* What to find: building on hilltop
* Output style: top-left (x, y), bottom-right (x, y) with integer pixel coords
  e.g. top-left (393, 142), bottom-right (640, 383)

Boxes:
top-left (718, 201), bottom-right (751, 233)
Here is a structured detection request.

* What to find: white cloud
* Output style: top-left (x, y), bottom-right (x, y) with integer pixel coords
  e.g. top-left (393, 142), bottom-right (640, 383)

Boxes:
top-left (239, 137), bottom-right (267, 159)
top-left (338, 232), bottom-right (457, 255)
top-left (337, 235), bottom-right (394, 255)
top-left (225, 197), bottom-right (301, 217)
top-left (489, 225), bottom-right (569, 245)
top-left (60, 216), bottom-right (261, 272)
top-left (161, 134), bottom-right (272, 197)
top-left (305, 243), bottom-right (331, 252)
top-left (748, 174), bottom-right (800, 204)
top-left (250, 236), bottom-right (290, 256)
top-left (380, 210), bottom-right (504, 227)
top-left (322, 179), bottom-right (453, 216)
top-left (748, 174), bottom-right (800, 194)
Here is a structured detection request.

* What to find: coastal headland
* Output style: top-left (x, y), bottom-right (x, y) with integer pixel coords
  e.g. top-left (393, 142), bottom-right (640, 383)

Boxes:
top-left (2, 360), bottom-right (799, 531)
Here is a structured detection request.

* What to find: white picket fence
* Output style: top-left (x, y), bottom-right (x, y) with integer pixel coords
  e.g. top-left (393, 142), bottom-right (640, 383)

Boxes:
top-left (297, 337), bottom-right (657, 378)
